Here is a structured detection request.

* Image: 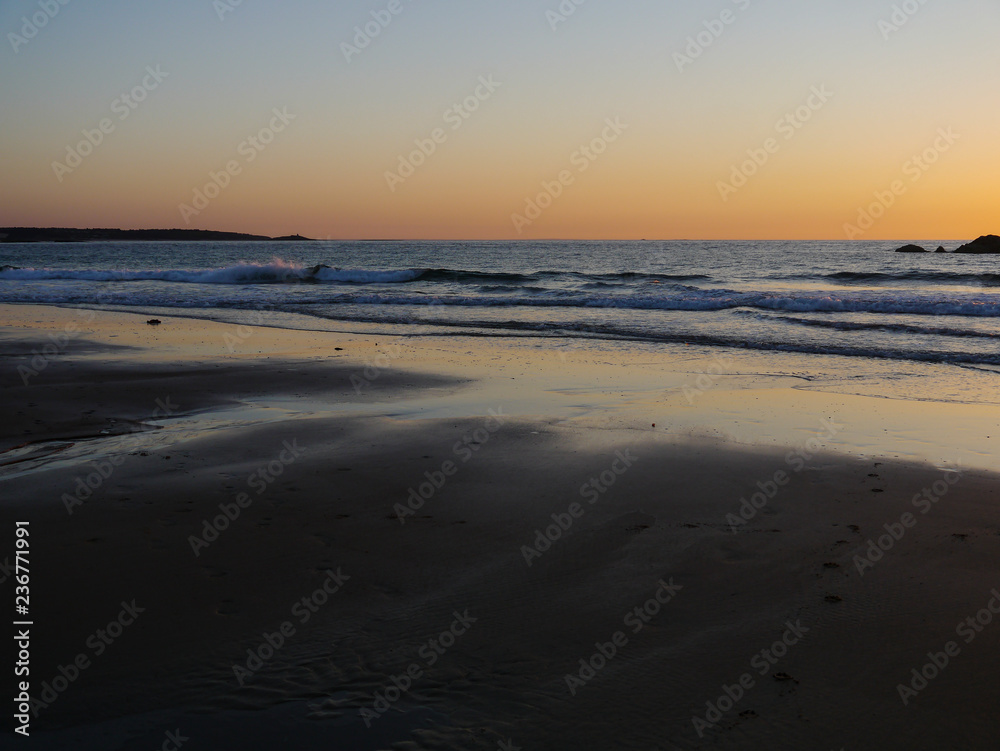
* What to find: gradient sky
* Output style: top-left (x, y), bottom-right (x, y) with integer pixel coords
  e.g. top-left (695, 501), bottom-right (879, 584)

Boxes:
top-left (1, 0), bottom-right (998, 240)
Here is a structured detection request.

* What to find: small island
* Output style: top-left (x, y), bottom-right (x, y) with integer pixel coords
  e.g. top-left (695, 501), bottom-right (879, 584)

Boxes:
top-left (954, 235), bottom-right (1000, 254)
top-left (895, 235), bottom-right (1000, 254)
top-left (0, 227), bottom-right (316, 243)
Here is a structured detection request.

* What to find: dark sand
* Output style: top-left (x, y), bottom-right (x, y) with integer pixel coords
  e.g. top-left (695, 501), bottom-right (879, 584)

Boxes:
top-left (2, 306), bottom-right (1000, 750)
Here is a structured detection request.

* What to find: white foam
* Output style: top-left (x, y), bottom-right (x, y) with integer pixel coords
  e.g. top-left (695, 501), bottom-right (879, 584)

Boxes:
top-left (0, 262), bottom-right (426, 285)
top-left (312, 267), bottom-right (425, 283)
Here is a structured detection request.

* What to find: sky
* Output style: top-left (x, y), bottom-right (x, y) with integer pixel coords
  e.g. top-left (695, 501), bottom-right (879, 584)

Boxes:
top-left (1, 0), bottom-right (998, 240)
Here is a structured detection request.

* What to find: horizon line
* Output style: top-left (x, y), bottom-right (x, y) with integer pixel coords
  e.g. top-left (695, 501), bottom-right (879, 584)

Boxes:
top-left (0, 226), bottom-right (983, 244)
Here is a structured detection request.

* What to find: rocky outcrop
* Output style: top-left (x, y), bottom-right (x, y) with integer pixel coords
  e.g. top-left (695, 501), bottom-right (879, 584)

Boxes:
top-left (895, 244), bottom-right (927, 253)
top-left (954, 235), bottom-right (1000, 254)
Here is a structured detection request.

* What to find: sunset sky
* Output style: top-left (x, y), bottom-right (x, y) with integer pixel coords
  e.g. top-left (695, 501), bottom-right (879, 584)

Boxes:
top-left (1, 0), bottom-right (998, 240)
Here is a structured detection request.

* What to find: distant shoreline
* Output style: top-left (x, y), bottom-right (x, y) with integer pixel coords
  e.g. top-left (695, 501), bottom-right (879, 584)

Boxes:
top-left (0, 228), bottom-right (314, 243)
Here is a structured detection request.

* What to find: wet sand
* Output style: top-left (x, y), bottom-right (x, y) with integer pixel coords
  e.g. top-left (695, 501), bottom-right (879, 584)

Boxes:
top-left (2, 304), bottom-right (1000, 750)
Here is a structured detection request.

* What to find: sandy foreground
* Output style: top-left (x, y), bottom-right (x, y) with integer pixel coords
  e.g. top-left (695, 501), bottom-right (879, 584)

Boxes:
top-left (2, 304), bottom-right (1000, 750)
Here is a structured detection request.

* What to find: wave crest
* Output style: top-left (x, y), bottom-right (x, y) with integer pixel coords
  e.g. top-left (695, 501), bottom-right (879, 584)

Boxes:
top-left (0, 261), bottom-right (426, 285)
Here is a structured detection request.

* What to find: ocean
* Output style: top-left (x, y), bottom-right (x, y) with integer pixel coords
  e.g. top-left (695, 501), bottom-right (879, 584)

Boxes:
top-left (3, 238), bottom-right (1000, 381)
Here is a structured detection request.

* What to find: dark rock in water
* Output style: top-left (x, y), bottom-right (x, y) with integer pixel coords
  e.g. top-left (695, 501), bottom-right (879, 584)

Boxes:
top-left (895, 244), bottom-right (927, 253)
top-left (954, 235), bottom-right (1000, 254)
top-left (0, 264), bottom-right (19, 271)
top-left (273, 234), bottom-right (315, 241)
top-left (303, 264), bottom-right (331, 282)
top-left (935, 246), bottom-right (947, 253)
top-left (146, 319), bottom-right (162, 326)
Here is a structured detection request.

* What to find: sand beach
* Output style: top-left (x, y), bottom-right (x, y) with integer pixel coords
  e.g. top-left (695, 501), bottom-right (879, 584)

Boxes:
top-left (3, 304), bottom-right (999, 749)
